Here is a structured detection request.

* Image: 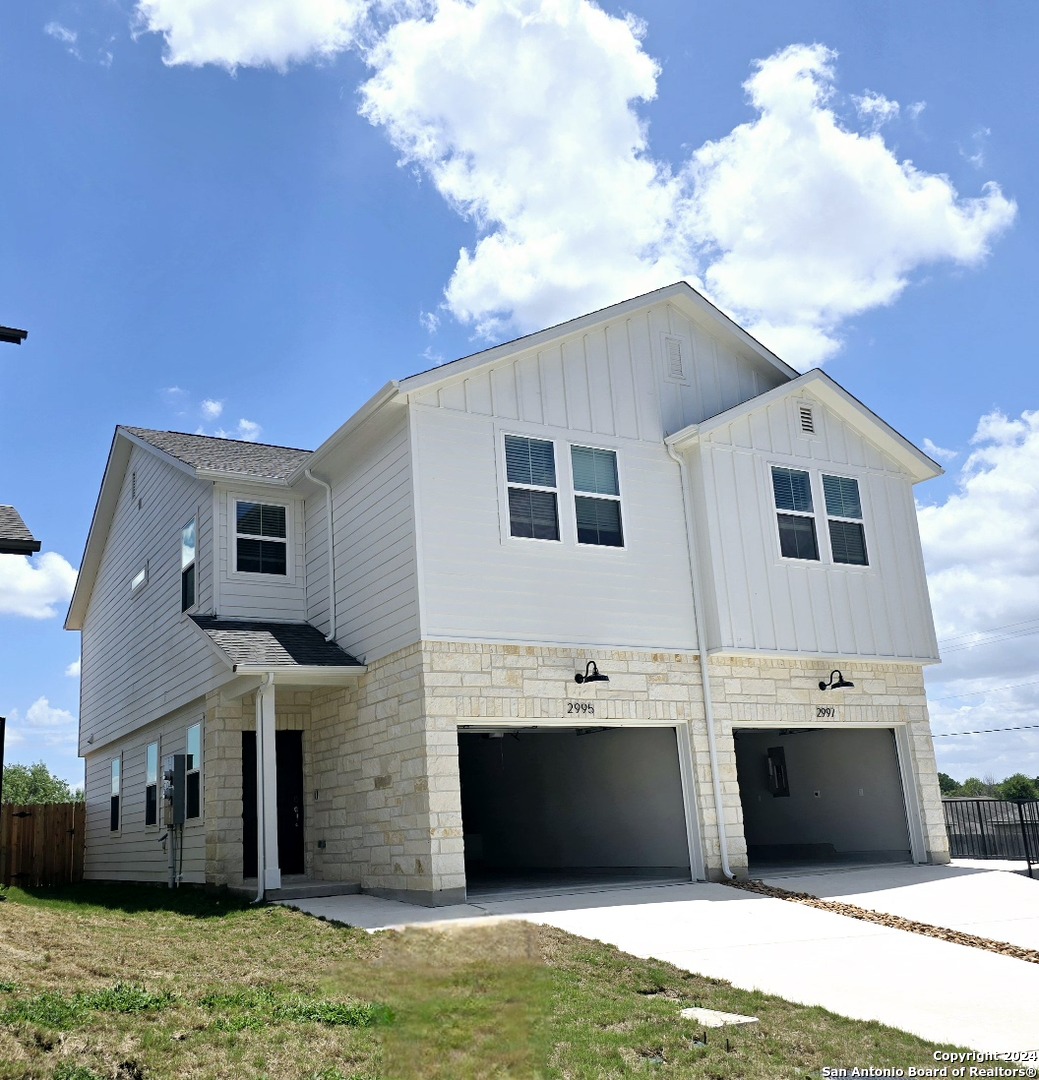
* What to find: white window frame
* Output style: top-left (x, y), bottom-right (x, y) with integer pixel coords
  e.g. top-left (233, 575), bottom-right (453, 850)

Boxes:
top-left (501, 432), bottom-right (562, 544)
top-left (145, 740), bottom-right (160, 828)
top-left (181, 518), bottom-right (197, 612)
top-left (229, 495), bottom-right (295, 582)
top-left (131, 561), bottom-right (149, 595)
top-left (569, 442), bottom-right (626, 550)
top-left (110, 755), bottom-right (122, 834)
top-left (185, 721), bottom-right (202, 822)
top-left (821, 473), bottom-right (870, 567)
top-left (768, 462), bottom-right (873, 571)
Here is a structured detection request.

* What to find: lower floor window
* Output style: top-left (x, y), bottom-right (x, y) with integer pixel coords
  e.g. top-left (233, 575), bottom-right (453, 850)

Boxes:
top-left (777, 513), bottom-right (819, 560)
top-left (110, 757), bottom-right (121, 832)
top-left (186, 722), bottom-right (201, 819)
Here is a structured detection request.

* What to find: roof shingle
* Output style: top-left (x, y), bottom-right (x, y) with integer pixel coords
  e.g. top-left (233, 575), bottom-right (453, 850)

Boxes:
top-left (0, 505), bottom-right (41, 554)
top-left (124, 428), bottom-right (312, 481)
top-left (190, 617), bottom-right (361, 669)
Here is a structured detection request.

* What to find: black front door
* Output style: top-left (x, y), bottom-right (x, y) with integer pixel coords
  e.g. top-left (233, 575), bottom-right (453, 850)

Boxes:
top-left (242, 730), bottom-right (306, 878)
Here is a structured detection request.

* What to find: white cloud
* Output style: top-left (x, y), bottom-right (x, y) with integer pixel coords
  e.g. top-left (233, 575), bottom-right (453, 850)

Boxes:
top-left (919, 409), bottom-right (1039, 779)
top-left (922, 437), bottom-right (957, 462)
top-left (65, 659), bottom-right (81, 678)
top-left (853, 89), bottom-right (899, 130)
top-left (0, 552), bottom-right (78, 619)
top-left (4, 697), bottom-right (79, 751)
top-left (134, 0), bottom-right (372, 70)
top-left (684, 44), bottom-right (1016, 366)
top-left (201, 397), bottom-right (224, 419)
top-left (234, 418), bottom-right (262, 441)
top-left (44, 21), bottom-right (78, 46)
top-left (127, 4), bottom-right (1017, 369)
top-left (360, 0), bottom-right (685, 340)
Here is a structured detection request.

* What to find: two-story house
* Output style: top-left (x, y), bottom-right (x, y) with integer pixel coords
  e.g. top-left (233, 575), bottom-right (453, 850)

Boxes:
top-left (66, 283), bottom-right (949, 905)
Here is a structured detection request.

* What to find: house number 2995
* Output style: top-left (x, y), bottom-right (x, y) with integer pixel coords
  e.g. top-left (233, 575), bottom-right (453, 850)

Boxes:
top-left (568, 702), bottom-right (595, 715)
top-left (816, 707), bottom-right (835, 718)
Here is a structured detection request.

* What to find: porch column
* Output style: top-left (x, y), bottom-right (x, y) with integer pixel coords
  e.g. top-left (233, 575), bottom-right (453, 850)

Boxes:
top-left (256, 674), bottom-right (281, 893)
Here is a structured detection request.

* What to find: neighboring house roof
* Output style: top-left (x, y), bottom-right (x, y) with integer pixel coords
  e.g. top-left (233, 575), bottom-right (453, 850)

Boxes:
top-left (666, 369), bottom-right (942, 484)
top-left (190, 616), bottom-right (362, 671)
top-left (123, 428), bottom-right (312, 482)
top-left (0, 505), bottom-right (41, 555)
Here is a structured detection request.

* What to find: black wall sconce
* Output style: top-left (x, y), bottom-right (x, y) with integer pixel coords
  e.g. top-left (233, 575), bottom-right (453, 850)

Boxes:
top-left (575, 661), bottom-right (609, 684)
top-left (819, 669), bottom-right (854, 691)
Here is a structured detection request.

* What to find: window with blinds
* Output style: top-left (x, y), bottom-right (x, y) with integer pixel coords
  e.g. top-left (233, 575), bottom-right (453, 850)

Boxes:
top-left (572, 445), bottom-right (623, 547)
top-left (505, 435), bottom-right (560, 541)
top-left (823, 474), bottom-right (868, 565)
top-left (235, 501), bottom-right (288, 575)
top-left (771, 466), bottom-right (819, 560)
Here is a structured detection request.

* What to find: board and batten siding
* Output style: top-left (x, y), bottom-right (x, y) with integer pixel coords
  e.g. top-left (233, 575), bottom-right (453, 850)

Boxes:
top-left (406, 349), bottom-right (704, 648)
top-left (214, 484), bottom-right (307, 622)
top-left (82, 701), bottom-right (207, 884)
top-left (688, 393), bottom-right (940, 661)
top-left (307, 406), bottom-right (420, 664)
top-left (413, 301), bottom-right (788, 442)
top-left (79, 445), bottom-right (225, 754)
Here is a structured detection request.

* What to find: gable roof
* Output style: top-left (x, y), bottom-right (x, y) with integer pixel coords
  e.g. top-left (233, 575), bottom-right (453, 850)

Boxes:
top-left (300, 281), bottom-right (799, 475)
top-left (0, 505), bottom-right (41, 555)
top-left (666, 369), bottom-right (942, 483)
top-left (66, 426), bottom-right (315, 630)
top-left (190, 616), bottom-right (363, 671)
top-left (123, 428), bottom-right (312, 482)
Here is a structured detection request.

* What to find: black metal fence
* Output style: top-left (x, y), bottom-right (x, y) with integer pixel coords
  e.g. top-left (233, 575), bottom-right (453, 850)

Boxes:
top-left (942, 798), bottom-right (1039, 878)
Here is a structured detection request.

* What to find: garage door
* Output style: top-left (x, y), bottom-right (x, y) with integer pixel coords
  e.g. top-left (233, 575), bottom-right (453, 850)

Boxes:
top-left (458, 726), bottom-right (692, 893)
top-left (734, 727), bottom-right (912, 869)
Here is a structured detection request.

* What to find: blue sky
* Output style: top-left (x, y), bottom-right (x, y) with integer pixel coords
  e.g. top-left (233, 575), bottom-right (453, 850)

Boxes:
top-left (2, 0), bottom-right (1037, 788)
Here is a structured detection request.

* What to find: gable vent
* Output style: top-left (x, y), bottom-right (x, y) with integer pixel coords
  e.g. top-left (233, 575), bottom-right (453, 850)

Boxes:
top-left (663, 335), bottom-right (687, 381)
top-left (131, 471), bottom-right (137, 498)
top-left (798, 404), bottom-right (815, 434)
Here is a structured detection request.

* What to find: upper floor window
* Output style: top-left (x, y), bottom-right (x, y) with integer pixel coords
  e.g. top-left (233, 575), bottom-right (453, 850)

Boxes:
top-left (571, 445), bottom-right (623, 547)
top-left (181, 519), bottom-right (196, 611)
top-left (771, 466), bottom-right (819, 561)
top-left (823, 474), bottom-right (868, 566)
top-left (145, 741), bottom-right (159, 827)
top-left (505, 435), bottom-right (559, 541)
top-left (235, 501), bottom-right (287, 575)
top-left (186, 722), bottom-right (202, 819)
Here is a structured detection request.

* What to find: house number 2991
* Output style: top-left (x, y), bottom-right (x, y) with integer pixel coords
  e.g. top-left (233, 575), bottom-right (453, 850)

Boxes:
top-left (816, 707), bottom-right (835, 718)
top-left (568, 702), bottom-right (595, 715)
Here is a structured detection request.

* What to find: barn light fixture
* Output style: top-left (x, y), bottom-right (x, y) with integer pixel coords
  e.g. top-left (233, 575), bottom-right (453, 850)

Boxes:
top-left (819, 669), bottom-right (854, 691)
top-left (574, 660), bottom-right (609, 684)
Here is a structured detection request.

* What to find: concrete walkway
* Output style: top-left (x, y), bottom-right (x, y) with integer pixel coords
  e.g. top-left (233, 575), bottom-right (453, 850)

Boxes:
top-left (280, 865), bottom-right (1039, 1056)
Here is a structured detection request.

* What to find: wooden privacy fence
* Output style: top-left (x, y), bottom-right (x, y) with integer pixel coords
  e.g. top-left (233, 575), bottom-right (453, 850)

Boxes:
top-left (0, 803), bottom-right (85, 887)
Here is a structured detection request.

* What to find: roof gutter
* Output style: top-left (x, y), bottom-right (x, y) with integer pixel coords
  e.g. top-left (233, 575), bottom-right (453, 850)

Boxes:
top-left (304, 468), bottom-right (337, 642)
top-left (666, 441), bottom-right (734, 881)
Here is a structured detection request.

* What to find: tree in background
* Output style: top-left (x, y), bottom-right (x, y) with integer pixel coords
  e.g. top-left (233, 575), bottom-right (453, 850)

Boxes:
top-left (937, 772), bottom-right (960, 795)
top-left (956, 777), bottom-right (991, 797)
top-left (997, 773), bottom-right (1039, 801)
top-left (1, 762), bottom-right (83, 804)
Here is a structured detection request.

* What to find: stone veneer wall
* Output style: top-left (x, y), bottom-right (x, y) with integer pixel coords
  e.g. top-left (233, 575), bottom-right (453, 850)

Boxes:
top-left (203, 643), bottom-right (947, 898)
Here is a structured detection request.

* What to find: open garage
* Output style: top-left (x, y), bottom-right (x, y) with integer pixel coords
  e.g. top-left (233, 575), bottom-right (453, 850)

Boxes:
top-left (457, 726), bottom-right (693, 896)
top-left (734, 727), bottom-right (913, 871)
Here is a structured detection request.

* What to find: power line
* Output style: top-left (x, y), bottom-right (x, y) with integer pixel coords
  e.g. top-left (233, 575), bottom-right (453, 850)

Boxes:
top-left (928, 677), bottom-right (1039, 702)
top-left (937, 617), bottom-right (1039, 647)
top-left (933, 723), bottom-right (1039, 738)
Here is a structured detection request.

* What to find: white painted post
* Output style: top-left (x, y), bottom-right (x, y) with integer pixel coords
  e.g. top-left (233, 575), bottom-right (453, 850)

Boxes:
top-left (255, 675), bottom-right (281, 894)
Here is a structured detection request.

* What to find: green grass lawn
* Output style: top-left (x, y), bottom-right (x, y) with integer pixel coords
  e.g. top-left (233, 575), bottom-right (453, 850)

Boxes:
top-left (0, 884), bottom-right (966, 1079)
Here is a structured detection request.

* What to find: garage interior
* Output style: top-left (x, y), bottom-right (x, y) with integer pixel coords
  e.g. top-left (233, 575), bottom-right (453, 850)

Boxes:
top-left (457, 726), bottom-right (692, 898)
top-left (734, 727), bottom-right (913, 872)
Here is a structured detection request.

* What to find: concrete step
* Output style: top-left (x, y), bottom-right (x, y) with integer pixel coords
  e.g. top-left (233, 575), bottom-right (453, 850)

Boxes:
top-left (231, 880), bottom-right (361, 901)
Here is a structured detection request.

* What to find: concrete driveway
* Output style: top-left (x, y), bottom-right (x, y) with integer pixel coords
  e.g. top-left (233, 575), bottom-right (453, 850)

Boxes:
top-left (282, 864), bottom-right (1039, 1056)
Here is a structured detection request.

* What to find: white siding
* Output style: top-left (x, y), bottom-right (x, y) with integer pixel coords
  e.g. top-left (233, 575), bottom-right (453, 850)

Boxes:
top-left (82, 701), bottom-right (207, 884)
top-left (79, 446), bottom-right (225, 753)
top-left (215, 484), bottom-right (307, 621)
top-left (689, 393), bottom-right (940, 661)
top-left (412, 405), bottom-right (697, 650)
top-left (311, 406), bottom-right (420, 663)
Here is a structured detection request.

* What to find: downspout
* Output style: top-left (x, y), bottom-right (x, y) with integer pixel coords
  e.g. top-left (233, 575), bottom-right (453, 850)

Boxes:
top-left (304, 469), bottom-right (336, 642)
top-left (666, 442), bottom-right (734, 880)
